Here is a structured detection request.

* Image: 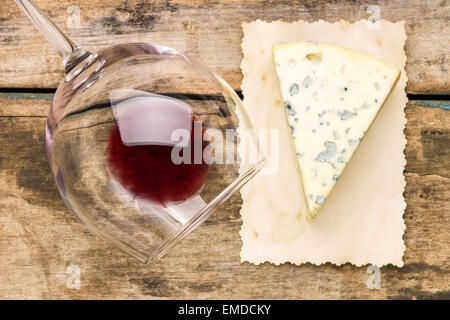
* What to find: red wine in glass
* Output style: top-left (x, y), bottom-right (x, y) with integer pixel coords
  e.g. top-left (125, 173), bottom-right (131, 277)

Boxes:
top-left (106, 94), bottom-right (210, 206)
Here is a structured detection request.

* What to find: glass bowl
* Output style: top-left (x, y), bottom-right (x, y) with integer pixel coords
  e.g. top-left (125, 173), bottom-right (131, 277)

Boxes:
top-left (17, 0), bottom-right (264, 263)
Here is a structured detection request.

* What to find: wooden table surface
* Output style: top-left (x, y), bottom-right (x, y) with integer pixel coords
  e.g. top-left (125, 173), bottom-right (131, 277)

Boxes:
top-left (0, 0), bottom-right (449, 299)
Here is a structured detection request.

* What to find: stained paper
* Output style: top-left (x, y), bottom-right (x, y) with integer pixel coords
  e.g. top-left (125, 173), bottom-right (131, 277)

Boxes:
top-left (239, 20), bottom-right (407, 266)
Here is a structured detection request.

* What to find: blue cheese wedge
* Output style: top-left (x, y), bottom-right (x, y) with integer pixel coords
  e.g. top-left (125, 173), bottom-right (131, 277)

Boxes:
top-left (273, 41), bottom-right (400, 219)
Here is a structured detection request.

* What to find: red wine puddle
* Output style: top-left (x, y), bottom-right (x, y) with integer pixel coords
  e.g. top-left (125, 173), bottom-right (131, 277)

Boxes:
top-left (106, 101), bottom-right (210, 206)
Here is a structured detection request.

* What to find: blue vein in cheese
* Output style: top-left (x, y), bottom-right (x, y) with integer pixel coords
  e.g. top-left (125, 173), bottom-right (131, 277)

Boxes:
top-left (273, 41), bottom-right (400, 219)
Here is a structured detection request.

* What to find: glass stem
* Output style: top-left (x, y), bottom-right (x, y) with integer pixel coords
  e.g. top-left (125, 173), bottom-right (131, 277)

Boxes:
top-left (15, 0), bottom-right (90, 72)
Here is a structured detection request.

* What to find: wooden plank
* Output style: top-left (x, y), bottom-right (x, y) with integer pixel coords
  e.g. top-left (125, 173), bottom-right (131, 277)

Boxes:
top-left (0, 95), bottom-right (448, 299)
top-left (0, 0), bottom-right (449, 94)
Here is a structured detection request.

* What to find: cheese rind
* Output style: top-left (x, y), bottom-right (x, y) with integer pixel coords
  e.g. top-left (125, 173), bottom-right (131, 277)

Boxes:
top-left (273, 42), bottom-right (400, 219)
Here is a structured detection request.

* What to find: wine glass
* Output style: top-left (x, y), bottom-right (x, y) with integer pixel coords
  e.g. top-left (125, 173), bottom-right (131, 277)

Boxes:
top-left (15, 0), bottom-right (265, 264)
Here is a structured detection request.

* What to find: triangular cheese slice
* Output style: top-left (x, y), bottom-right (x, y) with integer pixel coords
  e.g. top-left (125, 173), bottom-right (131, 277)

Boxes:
top-left (273, 42), bottom-right (400, 219)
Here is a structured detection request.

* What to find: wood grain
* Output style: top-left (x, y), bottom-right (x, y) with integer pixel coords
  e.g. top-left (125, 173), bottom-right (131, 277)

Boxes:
top-left (0, 94), bottom-right (448, 299)
top-left (0, 0), bottom-right (449, 94)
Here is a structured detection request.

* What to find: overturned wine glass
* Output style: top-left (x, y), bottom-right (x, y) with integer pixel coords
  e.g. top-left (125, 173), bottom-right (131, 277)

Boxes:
top-left (16, 0), bottom-right (265, 263)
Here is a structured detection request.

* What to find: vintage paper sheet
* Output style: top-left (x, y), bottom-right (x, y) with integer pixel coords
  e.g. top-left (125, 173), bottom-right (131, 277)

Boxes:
top-left (239, 20), bottom-right (407, 267)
